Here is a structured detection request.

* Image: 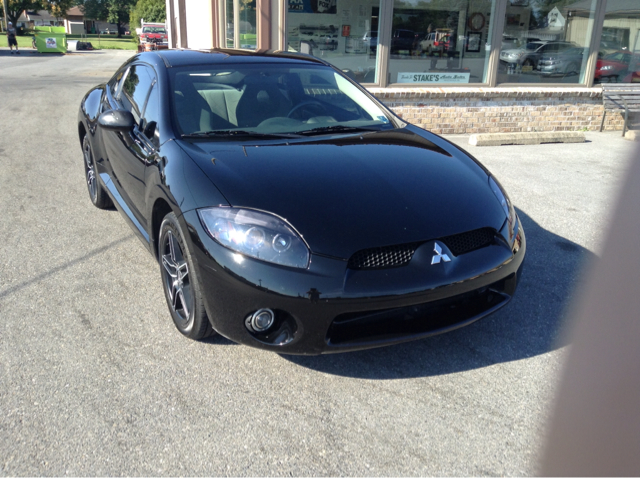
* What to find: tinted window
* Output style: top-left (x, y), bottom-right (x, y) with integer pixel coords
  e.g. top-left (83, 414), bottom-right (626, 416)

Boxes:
top-left (108, 67), bottom-right (128, 98)
top-left (170, 64), bottom-right (392, 135)
top-left (121, 65), bottom-right (155, 123)
top-left (141, 82), bottom-right (159, 143)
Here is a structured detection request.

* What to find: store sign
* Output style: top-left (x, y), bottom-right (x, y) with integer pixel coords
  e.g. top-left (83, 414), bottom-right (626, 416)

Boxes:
top-left (397, 72), bottom-right (470, 84)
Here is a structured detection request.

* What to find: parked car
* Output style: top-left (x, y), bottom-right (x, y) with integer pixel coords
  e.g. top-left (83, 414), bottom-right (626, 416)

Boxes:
top-left (500, 35), bottom-right (520, 50)
top-left (538, 47), bottom-right (587, 76)
top-left (78, 49), bottom-right (525, 354)
top-left (418, 30), bottom-right (452, 55)
top-left (594, 50), bottom-right (637, 82)
top-left (139, 22), bottom-right (168, 50)
top-left (391, 29), bottom-right (416, 54)
top-left (500, 40), bottom-right (577, 69)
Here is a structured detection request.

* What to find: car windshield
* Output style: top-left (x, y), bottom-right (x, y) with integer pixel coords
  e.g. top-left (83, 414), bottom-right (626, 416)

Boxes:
top-left (603, 52), bottom-right (627, 61)
top-left (526, 42), bottom-right (542, 50)
top-left (170, 63), bottom-right (394, 137)
top-left (143, 27), bottom-right (165, 33)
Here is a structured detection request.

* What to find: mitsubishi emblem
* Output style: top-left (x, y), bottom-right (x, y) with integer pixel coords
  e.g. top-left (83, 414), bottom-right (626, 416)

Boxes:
top-left (431, 242), bottom-right (451, 265)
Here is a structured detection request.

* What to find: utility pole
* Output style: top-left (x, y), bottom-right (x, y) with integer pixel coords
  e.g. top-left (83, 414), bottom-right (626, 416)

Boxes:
top-left (2, 0), bottom-right (8, 32)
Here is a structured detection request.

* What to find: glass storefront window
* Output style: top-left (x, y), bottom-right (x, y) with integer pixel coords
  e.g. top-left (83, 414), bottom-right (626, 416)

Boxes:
top-left (497, 0), bottom-right (596, 84)
top-left (286, 0), bottom-right (381, 84)
top-left (239, 0), bottom-right (257, 49)
top-left (227, 0), bottom-right (234, 48)
top-left (388, 0), bottom-right (497, 85)
top-left (227, 0), bottom-right (257, 49)
top-left (595, 0), bottom-right (640, 84)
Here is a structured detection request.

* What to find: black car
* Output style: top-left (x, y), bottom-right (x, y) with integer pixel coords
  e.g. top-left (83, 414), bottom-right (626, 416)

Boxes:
top-left (78, 49), bottom-right (525, 355)
top-left (391, 29), bottom-right (416, 54)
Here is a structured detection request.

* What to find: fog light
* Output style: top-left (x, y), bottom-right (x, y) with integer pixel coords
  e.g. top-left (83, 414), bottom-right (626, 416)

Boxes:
top-left (247, 308), bottom-right (275, 332)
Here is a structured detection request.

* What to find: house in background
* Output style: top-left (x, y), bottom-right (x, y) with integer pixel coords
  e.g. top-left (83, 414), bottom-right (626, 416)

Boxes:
top-left (64, 6), bottom-right (86, 34)
top-left (17, 10), bottom-right (64, 29)
top-left (15, 8), bottom-right (126, 35)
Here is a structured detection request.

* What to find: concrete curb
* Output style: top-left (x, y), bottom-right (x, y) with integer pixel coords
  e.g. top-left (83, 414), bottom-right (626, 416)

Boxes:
top-left (469, 131), bottom-right (586, 146)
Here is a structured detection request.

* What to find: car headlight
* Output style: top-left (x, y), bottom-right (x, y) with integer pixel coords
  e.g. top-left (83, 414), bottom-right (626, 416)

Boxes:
top-left (489, 176), bottom-right (518, 241)
top-left (198, 207), bottom-right (310, 269)
top-left (508, 52), bottom-right (523, 59)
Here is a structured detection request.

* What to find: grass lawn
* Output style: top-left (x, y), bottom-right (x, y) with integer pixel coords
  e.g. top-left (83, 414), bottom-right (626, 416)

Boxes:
top-left (68, 34), bottom-right (137, 50)
top-left (0, 36), bottom-right (34, 48)
top-left (1, 34), bottom-right (137, 50)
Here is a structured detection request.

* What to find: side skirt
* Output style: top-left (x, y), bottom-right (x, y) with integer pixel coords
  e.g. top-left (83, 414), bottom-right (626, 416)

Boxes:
top-left (99, 172), bottom-right (152, 251)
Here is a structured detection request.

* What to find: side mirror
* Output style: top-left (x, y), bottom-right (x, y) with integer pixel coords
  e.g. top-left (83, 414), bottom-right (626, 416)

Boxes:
top-left (98, 109), bottom-right (135, 132)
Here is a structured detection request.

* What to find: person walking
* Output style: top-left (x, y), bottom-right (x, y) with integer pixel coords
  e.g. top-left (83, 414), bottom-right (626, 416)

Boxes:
top-left (7, 21), bottom-right (20, 54)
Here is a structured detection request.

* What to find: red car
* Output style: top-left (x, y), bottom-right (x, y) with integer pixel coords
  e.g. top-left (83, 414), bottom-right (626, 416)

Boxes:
top-left (139, 24), bottom-right (168, 49)
top-left (595, 50), bottom-right (635, 82)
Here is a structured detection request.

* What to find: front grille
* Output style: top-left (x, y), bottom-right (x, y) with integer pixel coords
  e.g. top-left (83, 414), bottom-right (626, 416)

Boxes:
top-left (347, 228), bottom-right (495, 270)
top-left (439, 228), bottom-right (495, 256)
top-left (348, 242), bottom-right (422, 270)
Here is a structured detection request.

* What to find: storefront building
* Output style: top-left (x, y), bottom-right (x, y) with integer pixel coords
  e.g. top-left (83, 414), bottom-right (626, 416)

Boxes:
top-left (166, 0), bottom-right (640, 133)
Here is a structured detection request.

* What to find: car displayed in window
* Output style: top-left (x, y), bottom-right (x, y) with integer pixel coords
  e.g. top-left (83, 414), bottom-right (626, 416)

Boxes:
top-left (391, 29), bottom-right (416, 54)
top-left (417, 31), bottom-right (453, 56)
top-left (78, 49), bottom-right (525, 354)
top-left (537, 47), bottom-right (588, 76)
top-left (594, 50), bottom-right (638, 83)
top-left (500, 40), bottom-right (577, 69)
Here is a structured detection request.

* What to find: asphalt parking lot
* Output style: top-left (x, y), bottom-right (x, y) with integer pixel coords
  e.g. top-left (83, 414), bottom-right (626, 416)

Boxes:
top-left (0, 48), bottom-right (637, 476)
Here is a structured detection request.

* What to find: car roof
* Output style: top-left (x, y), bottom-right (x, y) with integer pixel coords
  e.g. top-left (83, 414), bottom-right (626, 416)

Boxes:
top-left (150, 49), bottom-right (330, 68)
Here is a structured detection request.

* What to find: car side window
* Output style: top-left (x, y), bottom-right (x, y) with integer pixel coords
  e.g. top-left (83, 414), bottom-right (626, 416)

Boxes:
top-left (141, 82), bottom-right (160, 146)
top-left (108, 67), bottom-right (128, 99)
top-left (120, 64), bottom-right (154, 124)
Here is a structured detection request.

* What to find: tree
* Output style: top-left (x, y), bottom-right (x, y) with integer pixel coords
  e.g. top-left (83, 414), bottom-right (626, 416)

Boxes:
top-left (78, 0), bottom-right (108, 22)
top-left (1, 0), bottom-right (75, 27)
top-left (129, 0), bottom-right (165, 30)
top-left (45, 0), bottom-right (75, 18)
top-left (106, 0), bottom-right (134, 36)
top-left (2, 0), bottom-right (44, 27)
top-left (77, 0), bottom-right (134, 37)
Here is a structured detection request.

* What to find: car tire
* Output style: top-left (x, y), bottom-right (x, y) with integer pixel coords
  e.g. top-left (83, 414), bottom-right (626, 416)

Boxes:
top-left (159, 212), bottom-right (214, 340)
top-left (82, 135), bottom-right (113, 209)
top-left (523, 58), bottom-right (534, 68)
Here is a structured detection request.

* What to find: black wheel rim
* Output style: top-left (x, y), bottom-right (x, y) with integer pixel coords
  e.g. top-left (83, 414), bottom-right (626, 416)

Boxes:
top-left (83, 137), bottom-right (97, 202)
top-left (161, 230), bottom-right (193, 324)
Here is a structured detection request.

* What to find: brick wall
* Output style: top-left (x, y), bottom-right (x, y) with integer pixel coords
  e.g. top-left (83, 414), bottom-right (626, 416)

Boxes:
top-left (369, 87), bottom-right (625, 135)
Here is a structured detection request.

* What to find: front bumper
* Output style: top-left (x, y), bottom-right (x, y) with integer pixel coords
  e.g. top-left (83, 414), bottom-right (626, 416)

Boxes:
top-left (182, 210), bottom-right (526, 355)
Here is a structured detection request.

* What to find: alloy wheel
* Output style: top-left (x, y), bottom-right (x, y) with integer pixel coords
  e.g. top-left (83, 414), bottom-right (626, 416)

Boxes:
top-left (161, 230), bottom-right (193, 323)
top-left (83, 137), bottom-right (97, 202)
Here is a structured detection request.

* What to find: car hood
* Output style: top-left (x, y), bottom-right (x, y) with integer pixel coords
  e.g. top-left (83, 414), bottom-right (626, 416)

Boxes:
top-left (596, 59), bottom-right (624, 69)
top-left (501, 48), bottom-right (526, 56)
top-left (178, 127), bottom-right (506, 259)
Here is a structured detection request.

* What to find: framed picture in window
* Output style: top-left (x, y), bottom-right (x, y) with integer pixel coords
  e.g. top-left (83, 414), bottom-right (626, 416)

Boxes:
top-left (466, 32), bottom-right (481, 52)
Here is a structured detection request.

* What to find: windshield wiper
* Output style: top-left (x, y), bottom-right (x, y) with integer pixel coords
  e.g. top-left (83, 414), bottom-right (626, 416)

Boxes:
top-left (296, 125), bottom-right (386, 136)
top-left (182, 130), bottom-right (303, 139)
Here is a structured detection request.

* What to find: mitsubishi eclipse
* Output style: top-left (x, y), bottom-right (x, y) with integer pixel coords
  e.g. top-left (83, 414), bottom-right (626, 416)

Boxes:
top-left (78, 49), bottom-right (525, 354)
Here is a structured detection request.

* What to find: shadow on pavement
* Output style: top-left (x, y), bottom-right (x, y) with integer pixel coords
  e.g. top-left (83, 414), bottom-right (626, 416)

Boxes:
top-left (282, 209), bottom-right (595, 378)
top-left (0, 49), bottom-right (106, 57)
top-left (0, 49), bottom-right (64, 57)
